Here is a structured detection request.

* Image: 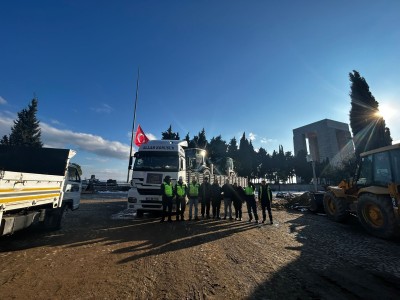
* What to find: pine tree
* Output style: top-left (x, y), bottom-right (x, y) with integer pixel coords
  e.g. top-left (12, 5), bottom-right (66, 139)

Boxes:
top-left (0, 135), bottom-right (9, 145)
top-left (349, 70), bottom-right (391, 156)
top-left (9, 98), bottom-right (43, 147)
top-left (161, 125), bottom-right (180, 140)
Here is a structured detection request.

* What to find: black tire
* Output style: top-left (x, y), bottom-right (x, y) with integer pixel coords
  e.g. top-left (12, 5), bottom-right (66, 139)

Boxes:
top-left (43, 204), bottom-right (67, 230)
top-left (136, 210), bottom-right (144, 217)
top-left (323, 191), bottom-right (347, 222)
top-left (309, 196), bottom-right (318, 213)
top-left (357, 194), bottom-right (398, 239)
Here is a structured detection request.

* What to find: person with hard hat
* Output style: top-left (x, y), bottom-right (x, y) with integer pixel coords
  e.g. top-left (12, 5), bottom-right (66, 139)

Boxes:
top-left (245, 181), bottom-right (259, 223)
top-left (188, 176), bottom-right (200, 221)
top-left (258, 179), bottom-right (273, 224)
top-left (199, 176), bottom-right (212, 219)
top-left (174, 176), bottom-right (188, 221)
top-left (160, 175), bottom-right (174, 222)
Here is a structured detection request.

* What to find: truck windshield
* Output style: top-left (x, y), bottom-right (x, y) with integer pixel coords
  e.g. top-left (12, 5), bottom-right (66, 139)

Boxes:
top-left (133, 152), bottom-right (179, 171)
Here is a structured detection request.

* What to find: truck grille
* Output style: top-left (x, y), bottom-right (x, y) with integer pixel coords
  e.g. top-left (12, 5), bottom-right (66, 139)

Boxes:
top-left (142, 205), bottom-right (162, 209)
top-left (141, 200), bottom-right (161, 204)
top-left (137, 188), bottom-right (162, 195)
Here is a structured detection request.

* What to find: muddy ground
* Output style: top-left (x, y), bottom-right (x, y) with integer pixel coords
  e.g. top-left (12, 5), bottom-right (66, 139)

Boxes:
top-left (1, 193), bottom-right (400, 300)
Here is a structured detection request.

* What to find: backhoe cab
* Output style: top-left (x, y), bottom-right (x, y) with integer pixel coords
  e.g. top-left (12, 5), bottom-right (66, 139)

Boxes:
top-left (324, 143), bottom-right (400, 239)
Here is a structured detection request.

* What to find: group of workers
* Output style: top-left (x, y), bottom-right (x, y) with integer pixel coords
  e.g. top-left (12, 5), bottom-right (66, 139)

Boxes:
top-left (160, 175), bottom-right (273, 225)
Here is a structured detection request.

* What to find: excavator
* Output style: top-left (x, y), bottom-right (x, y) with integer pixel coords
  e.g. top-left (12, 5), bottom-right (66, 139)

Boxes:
top-left (323, 143), bottom-right (400, 239)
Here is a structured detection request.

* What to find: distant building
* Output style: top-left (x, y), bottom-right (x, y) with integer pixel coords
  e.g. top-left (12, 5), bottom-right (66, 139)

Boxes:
top-left (293, 119), bottom-right (354, 166)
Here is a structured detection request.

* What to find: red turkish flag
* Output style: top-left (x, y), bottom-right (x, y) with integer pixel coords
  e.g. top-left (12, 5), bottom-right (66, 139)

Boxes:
top-left (134, 125), bottom-right (149, 147)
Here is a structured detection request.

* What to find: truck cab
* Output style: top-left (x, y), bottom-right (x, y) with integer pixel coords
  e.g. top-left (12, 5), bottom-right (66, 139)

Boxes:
top-left (127, 140), bottom-right (187, 216)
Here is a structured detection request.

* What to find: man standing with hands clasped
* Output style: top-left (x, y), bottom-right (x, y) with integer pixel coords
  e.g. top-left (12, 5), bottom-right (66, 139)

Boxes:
top-left (258, 180), bottom-right (273, 224)
top-left (174, 176), bottom-right (187, 221)
top-left (160, 175), bottom-right (174, 223)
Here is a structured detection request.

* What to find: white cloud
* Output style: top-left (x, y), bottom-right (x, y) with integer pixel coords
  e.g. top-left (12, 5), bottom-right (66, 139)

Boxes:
top-left (0, 113), bottom-right (13, 136)
top-left (0, 96), bottom-right (7, 105)
top-left (249, 132), bottom-right (256, 141)
top-left (91, 103), bottom-right (113, 113)
top-left (0, 111), bottom-right (140, 161)
top-left (50, 119), bottom-right (63, 125)
top-left (41, 122), bottom-right (130, 160)
top-left (260, 138), bottom-right (277, 144)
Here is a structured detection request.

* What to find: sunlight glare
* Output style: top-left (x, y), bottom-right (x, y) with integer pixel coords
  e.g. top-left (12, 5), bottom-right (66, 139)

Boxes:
top-left (376, 103), bottom-right (395, 120)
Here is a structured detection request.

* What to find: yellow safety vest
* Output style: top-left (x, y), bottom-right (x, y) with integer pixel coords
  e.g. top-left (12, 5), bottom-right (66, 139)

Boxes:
top-left (176, 183), bottom-right (187, 197)
top-left (189, 182), bottom-right (199, 196)
top-left (245, 186), bottom-right (254, 196)
top-left (163, 182), bottom-right (173, 197)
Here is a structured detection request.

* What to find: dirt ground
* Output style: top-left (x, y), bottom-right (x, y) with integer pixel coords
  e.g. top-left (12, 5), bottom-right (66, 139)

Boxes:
top-left (1, 194), bottom-right (400, 300)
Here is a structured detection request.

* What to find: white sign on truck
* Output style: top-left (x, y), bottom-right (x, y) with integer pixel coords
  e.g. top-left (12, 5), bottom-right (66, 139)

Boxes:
top-left (0, 146), bottom-right (81, 235)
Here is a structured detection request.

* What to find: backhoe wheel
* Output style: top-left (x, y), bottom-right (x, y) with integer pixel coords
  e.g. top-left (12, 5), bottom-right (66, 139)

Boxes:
top-left (357, 194), bottom-right (398, 239)
top-left (323, 191), bottom-right (347, 222)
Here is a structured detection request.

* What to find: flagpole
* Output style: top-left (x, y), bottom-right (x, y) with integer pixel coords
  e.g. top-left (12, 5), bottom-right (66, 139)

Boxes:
top-left (127, 68), bottom-right (140, 183)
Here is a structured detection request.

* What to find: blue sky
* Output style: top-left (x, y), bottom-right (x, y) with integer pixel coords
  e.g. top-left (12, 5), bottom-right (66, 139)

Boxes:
top-left (1, 0), bottom-right (399, 181)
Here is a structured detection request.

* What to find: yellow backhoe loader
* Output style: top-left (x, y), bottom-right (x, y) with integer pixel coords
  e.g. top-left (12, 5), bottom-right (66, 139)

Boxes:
top-left (323, 143), bottom-right (400, 239)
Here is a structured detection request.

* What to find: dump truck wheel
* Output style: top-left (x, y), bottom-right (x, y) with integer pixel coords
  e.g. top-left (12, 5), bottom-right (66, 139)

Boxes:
top-left (43, 204), bottom-right (67, 230)
top-left (323, 191), bottom-right (347, 222)
top-left (357, 194), bottom-right (397, 239)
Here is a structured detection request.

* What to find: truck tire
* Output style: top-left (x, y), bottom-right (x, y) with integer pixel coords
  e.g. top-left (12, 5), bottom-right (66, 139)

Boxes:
top-left (43, 204), bottom-right (67, 230)
top-left (323, 191), bottom-right (347, 222)
top-left (357, 194), bottom-right (398, 239)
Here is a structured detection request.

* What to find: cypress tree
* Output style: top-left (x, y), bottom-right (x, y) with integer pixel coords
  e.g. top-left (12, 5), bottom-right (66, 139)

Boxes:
top-left (349, 70), bottom-right (391, 156)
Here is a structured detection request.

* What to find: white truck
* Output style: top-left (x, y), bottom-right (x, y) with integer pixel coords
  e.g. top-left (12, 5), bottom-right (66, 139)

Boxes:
top-left (127, 139), bottom-right (247, 216)
top-left (0, 146), bottom-right (81, 235)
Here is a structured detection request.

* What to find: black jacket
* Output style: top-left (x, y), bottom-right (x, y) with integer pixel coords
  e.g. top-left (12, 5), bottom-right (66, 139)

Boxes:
top-left (199, 182), bottom-right (212, 200)
top-left (211, 183), bottom-right (222, 201)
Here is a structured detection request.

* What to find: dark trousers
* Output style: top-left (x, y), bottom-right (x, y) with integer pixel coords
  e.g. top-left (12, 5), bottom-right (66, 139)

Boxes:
top-left (233, 200), bottom-right (242, 219)
top-left (176, 196), bottom-right (186, 220)
top-left (261, 201), bottom-right (273, 222)
top-left (201, 198), bottom-right (211, 217)
top-left (161, 196), bottom-right (173, 221)
top-left (212, 199), bottom-right (221, 218)
top-left (246, 196), bottom-right (259, 221)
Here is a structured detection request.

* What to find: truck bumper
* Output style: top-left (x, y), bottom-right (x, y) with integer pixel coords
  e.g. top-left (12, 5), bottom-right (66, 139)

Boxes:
top-left (0, 211), bottom-right (40, 236)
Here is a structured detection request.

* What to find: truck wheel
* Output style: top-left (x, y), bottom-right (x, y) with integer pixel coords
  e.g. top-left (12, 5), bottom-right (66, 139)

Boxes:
top-left (323, 191), bottom-right (347, 222)
top-left (357, 194), bottom-right (398, 239)
top-left (43, 204), bottom-right (67, 230)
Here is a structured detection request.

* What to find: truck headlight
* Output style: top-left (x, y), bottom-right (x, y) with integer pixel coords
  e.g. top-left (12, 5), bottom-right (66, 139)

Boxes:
top-left (128, 197), bottom-right (137, 203)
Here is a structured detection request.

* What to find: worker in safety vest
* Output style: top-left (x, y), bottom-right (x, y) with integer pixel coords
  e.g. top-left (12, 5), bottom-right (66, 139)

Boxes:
top-left (160, 175), bottom-right (174, 222)
top-left (174, 176), bottom-right (188, 221)
top-left (245, 181), bottom-right (259, 223)
top-left (188, 176), bottom-right (200, 221)
top-left (258, 180), bottom-right (273, 224)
